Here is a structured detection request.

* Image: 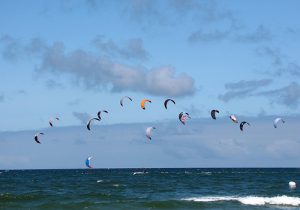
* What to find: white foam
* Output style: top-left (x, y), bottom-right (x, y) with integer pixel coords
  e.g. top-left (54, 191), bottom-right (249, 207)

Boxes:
top-left (182, 196), bottom-right (300, 206)
top-left (184, 196), bottom-right (233, 202)
top-left (133, 171), bottom-right (148, 175)
top-left (200, 172), bottom-right (212, 175)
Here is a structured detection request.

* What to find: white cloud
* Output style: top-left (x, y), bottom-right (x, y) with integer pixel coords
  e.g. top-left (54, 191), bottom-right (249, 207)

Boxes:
top-left (36, 42), bottom-right (195, 97)
top-left (73, 112), bottom-right (91, 125)
top-left (0, 36), bottom-right (196, 97)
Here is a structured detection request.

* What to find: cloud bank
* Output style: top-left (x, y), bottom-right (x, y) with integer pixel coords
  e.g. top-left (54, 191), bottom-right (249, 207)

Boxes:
top-left (0, 36), bottom-right (196, 97)
top-left (219, 79), bottom-right (273, 102)
top-left (36, 42), bottom-right (195, 96)
top-left (73, 112), bottom-right (91, 125)
top-left (1, 116), bottom-right (300, 169)
top-left (93, 36), bottom-right (149, 61)
top-left (258, 82), bottom-right (300, 108)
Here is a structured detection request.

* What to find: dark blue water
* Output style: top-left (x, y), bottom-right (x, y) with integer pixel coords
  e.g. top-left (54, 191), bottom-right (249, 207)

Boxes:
top-left (1, 168), bottom-right (300, 209)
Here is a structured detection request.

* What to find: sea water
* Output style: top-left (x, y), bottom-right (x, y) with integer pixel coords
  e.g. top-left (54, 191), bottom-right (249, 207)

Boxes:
top-left (1, 168), bottom-right (300, 209)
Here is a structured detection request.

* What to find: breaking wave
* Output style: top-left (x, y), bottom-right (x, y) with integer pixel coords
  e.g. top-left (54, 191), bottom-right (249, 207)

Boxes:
top-left (182, 195), bottom-right (300, 206)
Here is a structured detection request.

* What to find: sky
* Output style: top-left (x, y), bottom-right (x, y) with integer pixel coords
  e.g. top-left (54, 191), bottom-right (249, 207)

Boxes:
top-left (1, 0), bottom-right (300, 169)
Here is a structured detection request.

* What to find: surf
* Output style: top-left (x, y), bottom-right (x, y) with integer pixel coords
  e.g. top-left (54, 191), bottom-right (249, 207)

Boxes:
top-left (182, 195), bottom-right (300, 206)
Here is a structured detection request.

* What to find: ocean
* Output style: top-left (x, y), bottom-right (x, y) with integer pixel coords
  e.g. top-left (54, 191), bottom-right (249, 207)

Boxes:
top-left (1, 168), bottom-right (300, 209)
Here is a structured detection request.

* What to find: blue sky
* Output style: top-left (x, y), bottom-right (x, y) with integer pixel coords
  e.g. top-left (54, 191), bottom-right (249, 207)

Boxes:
top-left (1, 0), bottom-right (300, 168)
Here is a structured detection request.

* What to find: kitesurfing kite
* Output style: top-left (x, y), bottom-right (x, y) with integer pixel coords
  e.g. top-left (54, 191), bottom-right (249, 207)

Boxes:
top-left (87, 118), bottom-right (100, 130)
top-left (240, 121), bottom-right (250, 131)
top-left (274, 117), bottom-right (285, 128)
top-left (85, 156), bottom-right (93, 168)
top-left (141, 99), bottom-right (151, 110)
top-left (164, 99), bottom-right (175, 109)
top-left (146, 127), bottom-right (156, 140)
top-left (97, 110), bottom-right (108, 120)
top-left (49, 117), bottom-right (59, 127)
top-left (179, 112), bottom-right (191, 125)
top-left (120, 96), bottom-right (132, 107)
top-left (211, 110), bottom-right (219, 120)
top-left (230, 115), bottom-right (238, 123)
top-left (34, 132), bottom-right (44, 144)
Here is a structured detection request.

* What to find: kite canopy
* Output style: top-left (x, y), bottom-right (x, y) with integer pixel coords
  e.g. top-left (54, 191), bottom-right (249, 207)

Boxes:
top-left (141, 99), bottom-right (152, 110)
top-left (274, 117), bottom-right (285, 128)
top-left (211, 109), bottom-right (219, 120)
top-left (87, 118), bottom-right (100, 130)
top-left (164, 99), bottom-right (176, 109)
top-left (179, 112), bottom-right (191, 125)
top-left (146, 127), bottom-right (156, 140)
top-left (85, 156), bottom-right (93, 168)
top-left (97, 110), bottom-right (108, 120)
top-left (34, 132), bottom-right (44, 144)
top-left (120, 96), bottom-right (132, 107)
top-left (240, 121), bottom-right (250, 131)
top-left (49, 117), bottom-right (59, 127)
top-left (230, 115), bottom-right (238, 123)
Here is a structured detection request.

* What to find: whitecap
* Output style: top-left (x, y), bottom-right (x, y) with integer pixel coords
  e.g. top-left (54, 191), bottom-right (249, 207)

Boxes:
top-left (112, 183), bottom-right (126, 187)
top-left (182, 196), bottom-right (300, 206)
top-left (133, 171), bottom-right (148, 175)
top-left (200, 172), bottom-right (212, 175)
